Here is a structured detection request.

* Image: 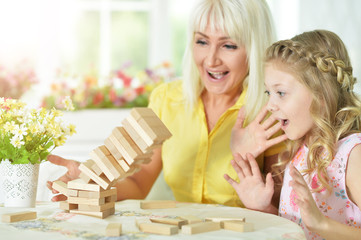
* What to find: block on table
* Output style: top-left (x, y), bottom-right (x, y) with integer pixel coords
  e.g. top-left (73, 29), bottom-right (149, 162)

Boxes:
top-left (179, 215), bottom-right (203, 224)
top-left (106, 223), bottom-right (122, 236)
top-left (68, 196), bottom-right (105, 206)
top-left (221, 220), bottom-right (254, 232)
top-left (140, 200), bottom-right (176, 209)
top-left (150, 217), bottom-right (187, 228)
top-left (182, 221), bottom-right (221, 235)
top-left (2, 211), bottom-right (37, 223)
top-left (137, 221), bottom-right (178, 235)
top-left (205, 217), bottom-right (245, 223)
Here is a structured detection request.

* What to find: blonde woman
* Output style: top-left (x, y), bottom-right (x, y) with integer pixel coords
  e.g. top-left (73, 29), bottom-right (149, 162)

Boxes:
top-left (48, 0), bottom-right (286, 207)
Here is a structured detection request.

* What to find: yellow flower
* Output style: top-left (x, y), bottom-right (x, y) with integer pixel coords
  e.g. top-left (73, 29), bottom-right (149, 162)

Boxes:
top-left (62, 96), bottom-right (75, 111)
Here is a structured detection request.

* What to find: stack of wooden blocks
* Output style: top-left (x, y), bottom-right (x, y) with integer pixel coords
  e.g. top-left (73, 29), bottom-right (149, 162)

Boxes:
top-left (52, 107), bottom-right (172, 219)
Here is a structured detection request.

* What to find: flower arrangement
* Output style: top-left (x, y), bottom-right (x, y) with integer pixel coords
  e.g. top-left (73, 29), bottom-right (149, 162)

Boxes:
top-left (0, 97), bottom-right (76, 164)
top-left (0, 60), bottom-right (38, 99)
top-left (41, 62), bottom-right (175, 110)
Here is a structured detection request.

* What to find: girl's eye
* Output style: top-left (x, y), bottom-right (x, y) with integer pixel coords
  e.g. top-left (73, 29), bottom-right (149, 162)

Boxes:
top-left (196, 40), bottom-right (207, 45)
top-left (224, 44), bottom-right (238, 50)
top-left (264, 90), bottom-right (270, 96)
top-left (277, 91), bottom-right (285, 97)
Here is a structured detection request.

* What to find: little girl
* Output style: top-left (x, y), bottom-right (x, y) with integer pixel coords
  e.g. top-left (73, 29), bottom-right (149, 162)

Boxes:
top-left (225, 30), bottom-right (361, 240)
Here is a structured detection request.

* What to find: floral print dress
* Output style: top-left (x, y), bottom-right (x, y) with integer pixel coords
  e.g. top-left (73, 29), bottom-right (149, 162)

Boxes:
top-left (279, 133), bottom-right (361, 240)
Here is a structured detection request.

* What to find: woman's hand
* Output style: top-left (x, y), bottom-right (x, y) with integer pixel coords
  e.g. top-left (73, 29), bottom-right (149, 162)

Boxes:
top-left (224, 153), bottom-right (275, 213)
top-left (46, 155), bottom-right (81, 202)
top-left (231, 106), bottom-right (287, 158)
top-left (289, 164), bottom-right (327, 232)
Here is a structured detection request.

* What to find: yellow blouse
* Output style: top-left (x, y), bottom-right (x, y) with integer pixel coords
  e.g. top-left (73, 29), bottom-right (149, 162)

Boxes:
top-left (148, 80), bottom-right (282, 207)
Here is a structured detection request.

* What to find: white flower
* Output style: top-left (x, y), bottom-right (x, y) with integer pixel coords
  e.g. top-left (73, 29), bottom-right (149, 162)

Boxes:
top-left (10, 135), bottom-right (25, 148)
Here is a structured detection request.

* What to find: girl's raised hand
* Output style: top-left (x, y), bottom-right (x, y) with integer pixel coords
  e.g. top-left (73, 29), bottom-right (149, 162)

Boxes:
top-left (231, 105), bottom-right (287, 158)
top-left (289, 164), bottom-right (327, 232)
top-left (224, 153), bottom-right (275, 212)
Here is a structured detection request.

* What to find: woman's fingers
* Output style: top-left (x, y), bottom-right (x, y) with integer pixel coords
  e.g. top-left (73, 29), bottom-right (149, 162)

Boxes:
top-left (254, 105), bottom-right (269, 124)
top-left (47, 155), bottom-right (71, 168)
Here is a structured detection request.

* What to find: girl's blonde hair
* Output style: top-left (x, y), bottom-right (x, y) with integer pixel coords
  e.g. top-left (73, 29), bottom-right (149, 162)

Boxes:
top-left (182, 0), bottom-right (276, 122)
top-left (267, 30), bottom-right (361, 192)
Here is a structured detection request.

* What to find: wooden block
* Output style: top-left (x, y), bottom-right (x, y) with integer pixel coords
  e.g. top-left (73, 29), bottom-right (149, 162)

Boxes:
top-left (2, 211), bottom-right (37, 223)
top-left (91, 162), bottom-right (103, 176)
top-left (90, 146), bottom-right (126, 181)
top-left (106, 223), bottom-right (122, 236)
top-left (111, 127), bottom-right (148, 164)
top-left (105, 194), bottom-right (117, 203)
top-left (70, 207), bottom-right (115, 219)
top-left (68, 196), bottom-right (105, 206)
top-left (68, 189), bottom-right (78, 197)
top-left (140, 200), bottom-right (176, 209)
top-left (104, 137), bottom-right (124, 161)
top-left (179, 215), bottom-right (203, 224)
top-left (150, 217), bottom-right (187, 228)
top-left (130, 107), bottom-right (159, 120)
top-left (205, 217), bottom-right (245, 223)
top-left (52, 180), bottom-right (69, 196)
top-left (78, 187), bottom-right (117, 199)
top-left (138, 222), bottom-right (178, 235)
top-left (137, 117), bottom-right (172, 142)
top-left (68, 179), bottom-right (102, 192)
top-left (79, 172), bottom-right (92, 184)
top-left (122, 118), bottom-right (153, 153)
top-left (79, 160), bottom-right (111, 190)
top-left (59, 201), bottom-right (78, 210)
top-left (78, 201), bottom-right (115, 212)
top-left (182, 222), bottom-right (221, 235)
top-left (222, 220), bottom-right (254, 232)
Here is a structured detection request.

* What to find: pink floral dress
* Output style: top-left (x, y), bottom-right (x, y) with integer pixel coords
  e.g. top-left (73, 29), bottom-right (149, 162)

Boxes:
top-left (279, 133), bottom-right (361, 240)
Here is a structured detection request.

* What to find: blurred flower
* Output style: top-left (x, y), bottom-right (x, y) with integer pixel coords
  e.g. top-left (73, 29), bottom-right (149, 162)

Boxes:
top-left (41, 62), bottom-right (175, 110)
top-left (0, 60), bottom-right (38, 99)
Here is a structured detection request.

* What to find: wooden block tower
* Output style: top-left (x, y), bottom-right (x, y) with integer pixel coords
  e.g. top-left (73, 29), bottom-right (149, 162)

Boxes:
top-left (53, 107), bottom-right (172, 219)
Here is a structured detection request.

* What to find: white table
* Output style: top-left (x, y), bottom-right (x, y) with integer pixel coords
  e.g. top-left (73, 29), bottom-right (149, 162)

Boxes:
top-left (0, 200), bottom-right (306, 240)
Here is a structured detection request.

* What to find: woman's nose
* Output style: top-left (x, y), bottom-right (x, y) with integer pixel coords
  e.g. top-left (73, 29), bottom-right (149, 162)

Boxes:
top-left (206, 47), bottom-right (221, 66)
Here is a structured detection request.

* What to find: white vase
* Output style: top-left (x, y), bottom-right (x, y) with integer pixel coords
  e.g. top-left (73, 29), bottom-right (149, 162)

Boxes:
top-left (1, 160), bottom-right (40, 208)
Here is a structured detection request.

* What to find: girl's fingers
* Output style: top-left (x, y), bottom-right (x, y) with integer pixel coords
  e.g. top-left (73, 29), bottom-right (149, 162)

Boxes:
top-left (224, 174), bottom-right (238, 187)
top-left (234, 107), bottom-right (246, 129)
top-left (266, 134), bottom-right (288, 148)
top-left (265, 121), bottom-right (282, 138)
top-left (235, 154), bottom-right (252, 177)
top-left (254, 105), bottom-right (269, 124)
top-left (261, 114), bottom-right (278, 131)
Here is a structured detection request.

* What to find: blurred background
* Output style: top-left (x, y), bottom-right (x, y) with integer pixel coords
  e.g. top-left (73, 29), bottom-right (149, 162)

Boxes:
top-left (1, 0), bottom-right (361, 202)
top-left (0, 0), bottom-right (360, 106)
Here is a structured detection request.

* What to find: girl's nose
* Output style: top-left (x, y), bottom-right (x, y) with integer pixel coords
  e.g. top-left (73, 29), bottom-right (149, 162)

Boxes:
top-left (267, 100), bottom-right (278, 112)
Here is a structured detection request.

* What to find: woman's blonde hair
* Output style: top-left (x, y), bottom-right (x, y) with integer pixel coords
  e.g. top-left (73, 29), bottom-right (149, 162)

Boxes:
top-left (267, 30), bottom-right (361, 192)
top-left (182, 0), bottom-right (276, 122)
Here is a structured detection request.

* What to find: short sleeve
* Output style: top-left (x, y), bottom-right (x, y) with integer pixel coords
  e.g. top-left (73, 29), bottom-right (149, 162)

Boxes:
top-left (148, 83), bottom-right (168, 118)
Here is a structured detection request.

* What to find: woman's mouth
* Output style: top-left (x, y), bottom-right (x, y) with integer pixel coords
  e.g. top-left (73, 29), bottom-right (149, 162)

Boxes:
top-left (207, 71), bottom-right (229, 80)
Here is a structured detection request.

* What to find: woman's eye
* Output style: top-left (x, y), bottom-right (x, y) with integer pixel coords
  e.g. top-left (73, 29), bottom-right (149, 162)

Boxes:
top-left (196, 40), bottom-right (207, 45)
top-left (224, 44), bottom-right (238, 50)
top-left (277, 91), bottom-right (285, 97)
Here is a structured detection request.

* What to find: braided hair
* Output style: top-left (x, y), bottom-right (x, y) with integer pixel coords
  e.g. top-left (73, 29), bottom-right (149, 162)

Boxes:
top-left (267, 30), bottom-right (361, 192)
